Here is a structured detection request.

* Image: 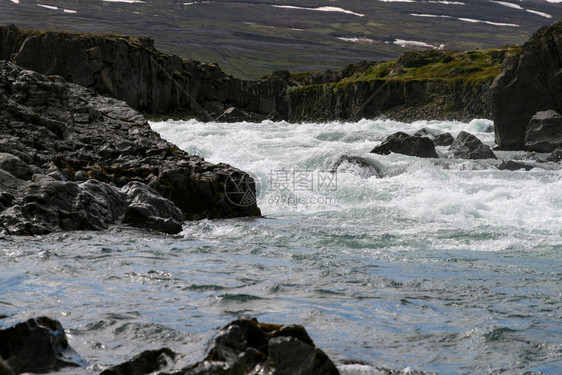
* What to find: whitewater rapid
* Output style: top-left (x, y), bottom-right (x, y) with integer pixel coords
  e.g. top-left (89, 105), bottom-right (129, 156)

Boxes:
top-left (1, 118), bottom-right (560, 375)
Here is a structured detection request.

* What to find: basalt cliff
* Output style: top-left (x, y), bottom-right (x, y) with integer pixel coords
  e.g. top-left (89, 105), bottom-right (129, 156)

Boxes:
top-left (0, 24), bottom-right (516, 124)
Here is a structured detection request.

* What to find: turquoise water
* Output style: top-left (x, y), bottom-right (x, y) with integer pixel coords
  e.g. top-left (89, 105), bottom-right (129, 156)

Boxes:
top-left (1, 119), bottom-right (561, 374)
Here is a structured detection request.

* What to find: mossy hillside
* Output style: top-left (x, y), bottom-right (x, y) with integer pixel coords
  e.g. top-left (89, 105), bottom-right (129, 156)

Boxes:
top-left (291, 45), bottom-right (521, 97)
top-left (340, 46), bottom-right (521, 84)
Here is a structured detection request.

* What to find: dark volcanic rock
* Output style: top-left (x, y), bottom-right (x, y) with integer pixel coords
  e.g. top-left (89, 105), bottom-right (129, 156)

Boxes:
top-left (0, 25), bottom-right (289, 121)
top-left (525, 110), bottom-right (562, 152)
top-left (0, 60), bottom-right (260, 235)
top-left (0, 317), bottom-right (86, 374)
top-left (122, 182), bottom-right (183, 234)
top-left (101, 348), bottom-right (176, 375)
top-left (371, 132), bottom-right (438, 158)
top-left (449, 131), bottom-right (497, 160)
top-left (215, 106), bottom-right (264, 123)
top-left (491, 21), bottom-right (562, 150)
top-left (546, 147), bottom-right (562, 162)
top-left (178, 318), bottom-right (340, 375)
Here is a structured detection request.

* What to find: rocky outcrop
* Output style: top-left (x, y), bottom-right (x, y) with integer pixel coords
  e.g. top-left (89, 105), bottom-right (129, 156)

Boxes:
top-left (371, 132), bottom-right (438, 158)
top-left (0, 317), bottom-right (86, 374)
top-left (525, 110), bottom-right (562, 152)
top-left (0, 60), bottom-right (260, 235)
top-left (0, 25), bottom-right (288, 121)
top-left (449, 131), bottom-right (497, 159)
top-left (288, 79), bottom-right (493, 123)
top-left (177, 318), bottom-right (340, 375)
top-left (491, 21), bottom-right (562, 150)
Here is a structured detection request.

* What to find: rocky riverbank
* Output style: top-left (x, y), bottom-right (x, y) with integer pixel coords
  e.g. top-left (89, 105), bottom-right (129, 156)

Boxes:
top-left (0, 60), bottom-right (260, 235)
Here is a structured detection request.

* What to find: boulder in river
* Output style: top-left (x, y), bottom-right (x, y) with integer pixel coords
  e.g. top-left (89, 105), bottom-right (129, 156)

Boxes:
top-left (370, 132), bottom-right (438, 158)
top-left (524, 110), bottom-right (562, 153)
top-left (179, 318), bottom-right (340, 375)
top-left (449, 131), bottom-right (497, 160)
top-left (330, 155), bottom-right (381, 178)
top-left (414, 128), bottom-right (455, 146)
top-left (0, 317), bottom-right (86, 374)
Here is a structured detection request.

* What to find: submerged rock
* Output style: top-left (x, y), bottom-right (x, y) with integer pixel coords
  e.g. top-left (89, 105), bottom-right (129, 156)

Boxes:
top-left (0, 60), bottom-right (260, 235)
top-left (525, 110), bottom-right (562, 152)
top-left (371, 132), bottom-right (438, 158)
top-left (491, 21), bottom-right (562, 150)
top-left (449, 131), bottom-right (497, 160)
top-left (0, 317), bottom-right (86, 374)
top-left (496, 160), bottom-right (534, 171)
top-left (330, 155), bottom-right (381, 178)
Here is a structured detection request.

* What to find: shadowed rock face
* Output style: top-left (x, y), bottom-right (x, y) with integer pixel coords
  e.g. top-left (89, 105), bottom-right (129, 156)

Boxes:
top-left (491, 21), bottom-right (562, 150)
top-left (176, 318), bottom-right (340, 375)
top-left (449, 131), bottom-right (497, 160)
top-left (525, 110), bottom-right (562, 153)
top-left (0, 60), bottom-right (260, 235)
top-left (0, 25), bottom-right (288, 121)
top-left (0, 317), bottom-right (86, 374)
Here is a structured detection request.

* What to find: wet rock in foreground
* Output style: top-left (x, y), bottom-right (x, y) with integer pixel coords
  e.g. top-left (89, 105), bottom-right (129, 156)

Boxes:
top-left (105, 318), bottom-right (340, 375)
top-left (0, 317), bottom-right (86, 374)
top-left (0, 60), bottom-right (260, 235)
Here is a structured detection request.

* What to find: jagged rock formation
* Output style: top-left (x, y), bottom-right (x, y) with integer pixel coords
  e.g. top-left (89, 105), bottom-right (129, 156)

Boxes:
top-left (0, 25), bottom-right (519, 124)
top-left (491, 20), bottom-right (562, 150)
top-left (0, 60), bottom-right (260, 235)
top-left (172, 318), bottom-right (339, 375)
top-left (0, 317), bottom-right (86, 374)
top-left (449, 131), bottom-right (497, 160)
top-left (0, 25), bottom-right (288, 121)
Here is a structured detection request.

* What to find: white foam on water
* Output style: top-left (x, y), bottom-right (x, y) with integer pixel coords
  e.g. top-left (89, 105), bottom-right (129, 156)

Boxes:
top-left (151, 118), bottom-right (561, 250)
